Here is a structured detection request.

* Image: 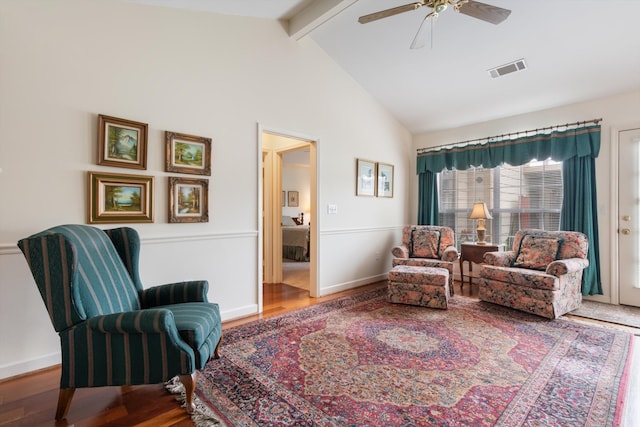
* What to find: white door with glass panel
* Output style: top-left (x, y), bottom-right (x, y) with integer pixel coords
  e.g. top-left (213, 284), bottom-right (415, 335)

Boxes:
top-left (618, 127), bottom-right (640, 307)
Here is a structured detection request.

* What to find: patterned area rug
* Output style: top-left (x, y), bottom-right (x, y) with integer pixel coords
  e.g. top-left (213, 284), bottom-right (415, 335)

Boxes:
top-left (196, 288), bottom-right (633, 426)
top-left (569, 300), bottom-right (640, 329)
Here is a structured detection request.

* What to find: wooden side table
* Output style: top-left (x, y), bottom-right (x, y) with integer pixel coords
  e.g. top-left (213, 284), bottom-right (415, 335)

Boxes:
top-left (459, 243), bottom-right (502, 288)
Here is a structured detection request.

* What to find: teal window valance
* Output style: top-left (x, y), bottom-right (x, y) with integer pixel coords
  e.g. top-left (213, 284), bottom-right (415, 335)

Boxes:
top-left (417, 125), bottom-right (601, 173)
top-left (416, 124), bottom-right (602, 295)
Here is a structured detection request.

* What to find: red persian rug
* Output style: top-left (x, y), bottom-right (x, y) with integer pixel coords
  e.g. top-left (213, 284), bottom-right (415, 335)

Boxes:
top-left (195, 287), bottom-right (633, 426)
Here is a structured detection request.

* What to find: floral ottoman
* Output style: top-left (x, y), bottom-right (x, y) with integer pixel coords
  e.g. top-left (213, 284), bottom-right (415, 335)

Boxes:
top-left (387, 265), bottom-right (450, 309)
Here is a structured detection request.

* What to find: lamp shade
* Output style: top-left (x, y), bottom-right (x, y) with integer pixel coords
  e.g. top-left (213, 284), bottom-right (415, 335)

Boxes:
top-left (469, 202), bottom-right (492, 220)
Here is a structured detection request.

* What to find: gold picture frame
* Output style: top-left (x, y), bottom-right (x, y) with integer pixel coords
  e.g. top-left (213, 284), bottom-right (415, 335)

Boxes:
top-left (377, 162), bottom-right (394, 198)
top-left (88, 171), bottom-right (154, 223)
top-left (168, 177), bottom-right (209, 223)
top-left (97, 114), bottom-right (148, 169)
top-left (165, 131), bottom-right (212, 176)
top-left (356, 158), bottom-right (376, 196)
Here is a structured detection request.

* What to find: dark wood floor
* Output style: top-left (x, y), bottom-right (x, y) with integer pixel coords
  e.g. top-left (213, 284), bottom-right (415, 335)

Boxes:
top-left (1, 280), bottom-right (636, 426)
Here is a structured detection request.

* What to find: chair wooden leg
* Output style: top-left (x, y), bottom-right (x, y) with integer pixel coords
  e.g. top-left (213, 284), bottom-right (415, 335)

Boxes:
top-left (179, 372), bottom-right (196, 414)
top-left (213, 334), bottom-right (222, 359)
top-left (55, 388), bottom-right (75, 420)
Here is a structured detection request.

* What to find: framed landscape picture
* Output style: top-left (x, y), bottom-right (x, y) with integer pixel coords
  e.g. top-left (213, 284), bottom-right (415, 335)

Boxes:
top-left (97, 114), bottom-right (148, 169)
top-left (356, 158), bottom-right (376, 196)
top-left (377, 162), bottom-right (394, 198)
top-left (165, 131), bottom-right (212, 176)
top-left (88, 171), bottom-right (154, 223)
top-left (168, 177), bottom-right (209, 223)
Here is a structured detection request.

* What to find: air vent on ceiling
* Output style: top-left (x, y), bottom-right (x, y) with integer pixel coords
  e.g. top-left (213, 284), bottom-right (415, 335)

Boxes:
top-left (488, 58), bottom-right (527, 78)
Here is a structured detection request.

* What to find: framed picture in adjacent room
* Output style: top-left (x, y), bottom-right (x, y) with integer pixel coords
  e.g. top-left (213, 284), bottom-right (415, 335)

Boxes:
top-left (168, 177), bottom-right (209, 223)
top-left (87, 171), bottom-right (154, 223)
top-left (97, 114), bottom-right (148, 170)
top-left (288, 191), bottom-right (299, 207)
top-left (165, 131), bottom-right (212, 176)
top-left (377, 162), bottom-right (394, 198)
top-left (356, 158), bottom-right (376, 196)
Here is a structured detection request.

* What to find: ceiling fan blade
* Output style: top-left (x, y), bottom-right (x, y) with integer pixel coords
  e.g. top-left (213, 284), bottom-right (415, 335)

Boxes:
top-left (358, 2), bottom-right (425, 24)
top-left (457, 0), bottom-right (511, 25)
top-left (410, 11), bottom-right (437, 50)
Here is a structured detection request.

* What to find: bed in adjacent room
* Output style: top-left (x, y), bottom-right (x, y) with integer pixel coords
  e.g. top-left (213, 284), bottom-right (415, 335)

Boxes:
top-left (282, 216), bottom-right (309, 262)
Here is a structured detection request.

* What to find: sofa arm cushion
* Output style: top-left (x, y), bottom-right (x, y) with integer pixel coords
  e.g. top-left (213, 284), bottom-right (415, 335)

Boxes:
top-left (483, 251), bottom-right (515, 267)
top-left (140, 280), bottom-right (209, 308)
top-left (441, 246), bottom-right (459, 263)
top-left (391, 244), bottom-right (410, 259)
top-left (546, 258), bottom-right (590, 276)
top-left (88, 309), bottom-right (176, 334)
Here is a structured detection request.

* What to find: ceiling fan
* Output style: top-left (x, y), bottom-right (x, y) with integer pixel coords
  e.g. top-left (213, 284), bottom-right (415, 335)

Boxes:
top-left (358, 0), bottom-right (511, 49)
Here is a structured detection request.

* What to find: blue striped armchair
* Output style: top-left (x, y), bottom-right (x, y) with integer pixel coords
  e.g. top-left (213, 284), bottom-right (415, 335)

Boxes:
top-left (18, 224), bottom-right (222, 420)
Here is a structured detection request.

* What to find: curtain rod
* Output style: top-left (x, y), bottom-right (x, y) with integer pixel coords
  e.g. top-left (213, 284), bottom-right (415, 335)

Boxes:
top-left (416, 118), bottom-right (602, 154)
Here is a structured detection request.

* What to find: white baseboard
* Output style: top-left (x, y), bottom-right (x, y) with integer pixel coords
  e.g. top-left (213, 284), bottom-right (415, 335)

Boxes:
top-left (319, 274), bottom-right (387, 297)
top-left (583, 294), bottom-right (614, 304)
top-left (0, 351), bottom-right (61, 381)
top-left (221, 304), bottom-right (259, 322)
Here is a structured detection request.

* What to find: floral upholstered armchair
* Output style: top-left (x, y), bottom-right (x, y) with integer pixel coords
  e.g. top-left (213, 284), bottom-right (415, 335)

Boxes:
top-left (18, 225), bottom-right (222, 420)
top-left (477, 229), bottom-right (589, 319)
top-left (391, 226), bottom-right (459, 291)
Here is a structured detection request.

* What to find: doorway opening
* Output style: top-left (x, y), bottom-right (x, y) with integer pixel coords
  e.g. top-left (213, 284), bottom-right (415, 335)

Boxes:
top-left (281, 148), bottom-right (311, 291)
top-left (259, 128), bottom-right (318, 313)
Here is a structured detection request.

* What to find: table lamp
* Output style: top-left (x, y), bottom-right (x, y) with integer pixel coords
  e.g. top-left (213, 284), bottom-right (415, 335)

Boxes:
top-left (469, 202), bottom-right (492, 245)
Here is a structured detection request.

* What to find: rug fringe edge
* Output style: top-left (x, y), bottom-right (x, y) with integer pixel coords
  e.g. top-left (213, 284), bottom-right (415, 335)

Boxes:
top-left (165, 376), bottom-right (225, 427)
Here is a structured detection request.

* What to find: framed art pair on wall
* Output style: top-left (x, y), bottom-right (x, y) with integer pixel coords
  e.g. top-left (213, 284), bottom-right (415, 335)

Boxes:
top-left (87, 173), bottom-right (209, 224)
top-left (97, 115), bottom-right (212, 176)
top-left (356, 158), bottom-right (394, 198)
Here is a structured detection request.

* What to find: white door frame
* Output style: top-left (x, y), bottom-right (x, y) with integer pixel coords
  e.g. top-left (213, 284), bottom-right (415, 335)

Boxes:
top-left (610, 126), bottom-right (620, 305)
top-left (257, 124), bottom-right (319, 312)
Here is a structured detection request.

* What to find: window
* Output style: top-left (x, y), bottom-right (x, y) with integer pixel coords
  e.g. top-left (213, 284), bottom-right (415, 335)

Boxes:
top-left (438, 159), bottom-right (563, 249)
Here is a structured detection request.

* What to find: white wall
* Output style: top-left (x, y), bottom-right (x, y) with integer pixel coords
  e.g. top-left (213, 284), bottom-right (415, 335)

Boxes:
top-left (412, 89), bottom-right (640, 302)
top-left (283, 162), bottom-right (310, 221)
top-left (0, 0), bottom-right (412, 379)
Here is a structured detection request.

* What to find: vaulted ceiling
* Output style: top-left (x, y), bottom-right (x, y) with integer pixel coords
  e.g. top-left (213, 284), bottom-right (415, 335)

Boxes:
top-left (130, 0), bottom-right (640, 133)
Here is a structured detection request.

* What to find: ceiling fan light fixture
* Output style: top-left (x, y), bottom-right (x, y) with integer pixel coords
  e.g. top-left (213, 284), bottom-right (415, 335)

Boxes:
top-left (358, 0), bottom-right (511, 49)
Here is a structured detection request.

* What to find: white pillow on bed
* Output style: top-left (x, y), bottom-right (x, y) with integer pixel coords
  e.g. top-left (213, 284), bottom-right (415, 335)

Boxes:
top-left (282, 216), bottom-right (297, 226)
